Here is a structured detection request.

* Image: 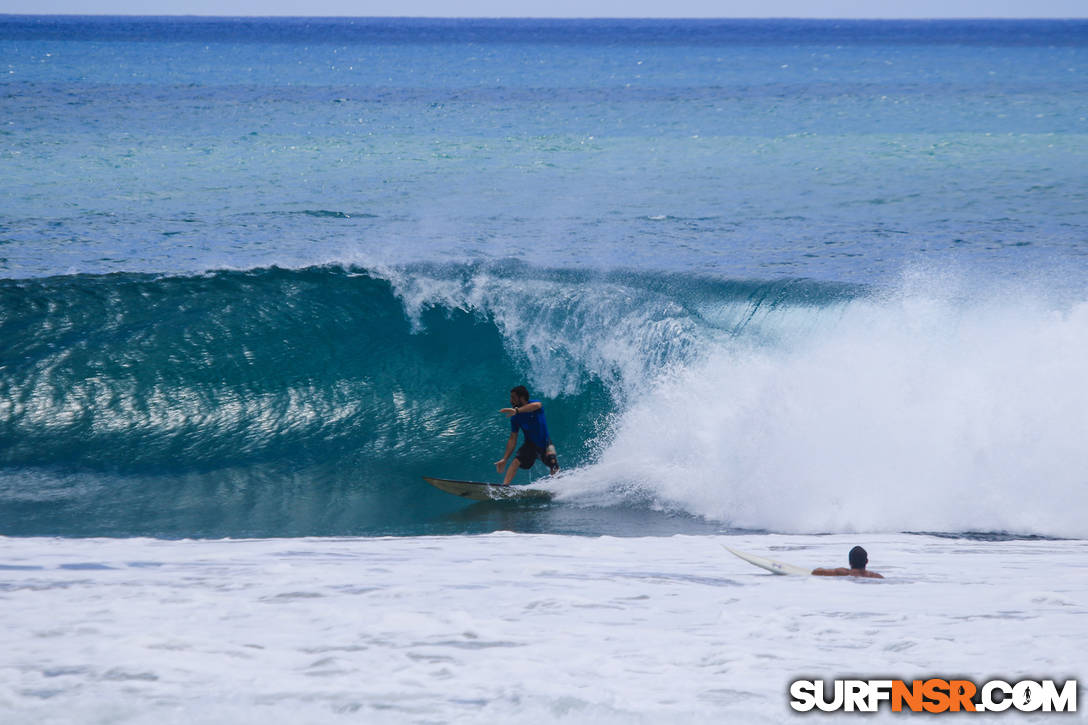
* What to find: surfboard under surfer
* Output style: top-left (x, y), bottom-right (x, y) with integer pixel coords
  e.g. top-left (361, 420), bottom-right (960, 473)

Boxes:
top-left (495, 385), bottom-right (560, 485)
top-left (811, 545), bottom-right (884, 578)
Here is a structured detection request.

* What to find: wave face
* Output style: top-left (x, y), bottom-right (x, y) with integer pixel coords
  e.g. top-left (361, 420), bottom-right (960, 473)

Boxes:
top-left (1, 264), bottom-right (1086, 538)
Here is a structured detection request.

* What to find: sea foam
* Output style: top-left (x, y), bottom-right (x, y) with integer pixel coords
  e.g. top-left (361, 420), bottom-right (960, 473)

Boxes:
top-left (562, 272), bottom-right (1088, 538)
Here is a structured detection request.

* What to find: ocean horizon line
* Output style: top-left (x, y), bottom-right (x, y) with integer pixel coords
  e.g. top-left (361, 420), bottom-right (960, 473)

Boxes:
top-left (3, 14), bottom-right (1087, 20)
top-left (4, 15), bottom-right (1085, 46)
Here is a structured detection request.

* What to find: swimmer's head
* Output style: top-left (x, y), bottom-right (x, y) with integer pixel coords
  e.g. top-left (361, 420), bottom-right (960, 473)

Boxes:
top-left (849, 546), bottom-right (868, 570)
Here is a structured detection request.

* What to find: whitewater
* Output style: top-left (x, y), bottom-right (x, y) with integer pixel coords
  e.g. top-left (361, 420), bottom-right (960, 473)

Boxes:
top-left (2, 534), bottom-right (1084, 724)
top-left (2, 16), bottom-right (1086, 722)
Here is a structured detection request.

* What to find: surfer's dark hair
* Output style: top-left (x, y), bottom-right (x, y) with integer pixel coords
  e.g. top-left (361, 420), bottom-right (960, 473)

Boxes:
top-left (511, 385), bottom-right (530, 402)
top-left (849, 546), bottom-right (868, 570)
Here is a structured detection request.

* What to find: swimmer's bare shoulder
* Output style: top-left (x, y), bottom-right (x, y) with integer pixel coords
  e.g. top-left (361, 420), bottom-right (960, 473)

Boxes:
top-left (811, 567), bottom-right (884, 579)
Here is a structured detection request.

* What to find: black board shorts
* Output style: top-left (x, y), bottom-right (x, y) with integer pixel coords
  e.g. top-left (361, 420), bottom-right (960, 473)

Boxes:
top-left (516, 440), bottom-right (559, 474)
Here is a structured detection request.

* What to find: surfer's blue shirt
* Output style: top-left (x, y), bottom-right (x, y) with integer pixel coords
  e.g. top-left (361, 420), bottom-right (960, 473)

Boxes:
top-left (510, 400), bottom-right (551, 448)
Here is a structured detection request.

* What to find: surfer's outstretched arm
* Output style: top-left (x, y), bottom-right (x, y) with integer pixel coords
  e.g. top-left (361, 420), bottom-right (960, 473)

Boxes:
top-left (500, 401), bottom-right (541, 417)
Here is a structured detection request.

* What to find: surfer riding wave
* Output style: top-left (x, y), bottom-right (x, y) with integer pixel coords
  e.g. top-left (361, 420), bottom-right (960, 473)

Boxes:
top-left (495, 385), bottom-right (560, 485)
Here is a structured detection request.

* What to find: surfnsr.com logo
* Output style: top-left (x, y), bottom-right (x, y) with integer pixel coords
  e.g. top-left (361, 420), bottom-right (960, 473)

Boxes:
top-left (789, 679), bottom-right (1077, 713)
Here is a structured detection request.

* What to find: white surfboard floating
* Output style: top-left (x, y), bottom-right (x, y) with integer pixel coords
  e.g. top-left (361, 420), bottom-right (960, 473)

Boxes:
top-left (723, 545), bottom-right (811, 576)
top-left (423, 476), bottom-right (554, 502)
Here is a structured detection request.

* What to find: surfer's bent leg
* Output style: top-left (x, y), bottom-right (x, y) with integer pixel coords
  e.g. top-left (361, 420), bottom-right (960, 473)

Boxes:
top-left (505, 442), bottom-right (538, 484)
top-left (503, 458), bottom-right (522, 485)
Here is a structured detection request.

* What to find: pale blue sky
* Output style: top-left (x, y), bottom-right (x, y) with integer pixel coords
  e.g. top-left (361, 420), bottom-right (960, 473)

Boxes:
top-left (2, 0), bottom-right (1086, 17)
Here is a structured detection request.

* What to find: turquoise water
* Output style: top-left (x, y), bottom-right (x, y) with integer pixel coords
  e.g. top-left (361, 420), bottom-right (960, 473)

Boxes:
top-left (1, 18), bottom-right (1086, 537)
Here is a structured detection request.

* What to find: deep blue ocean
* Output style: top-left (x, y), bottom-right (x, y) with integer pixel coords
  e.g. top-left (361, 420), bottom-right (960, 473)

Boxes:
top-left (1, 17), bottom-right (1086, 538)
